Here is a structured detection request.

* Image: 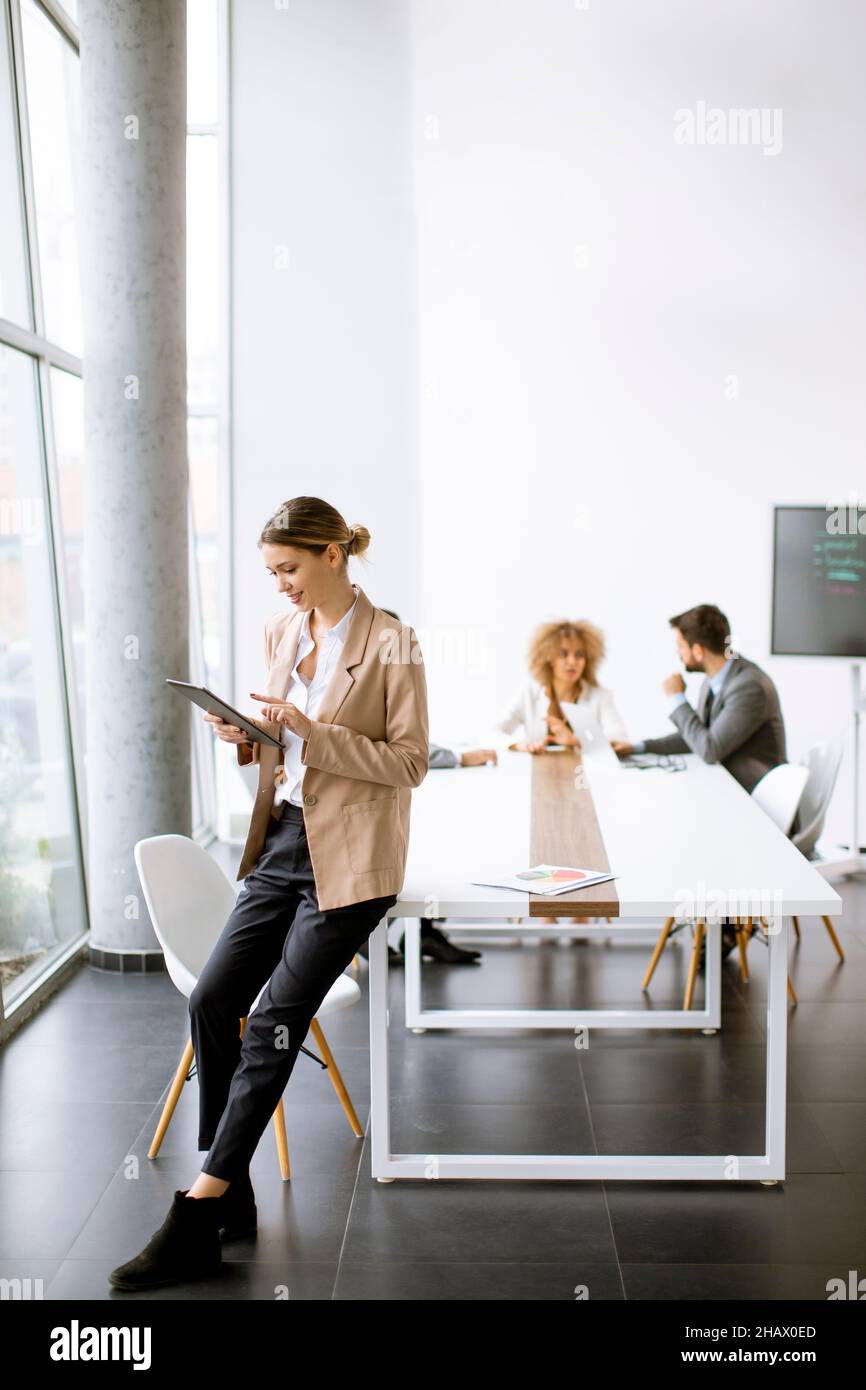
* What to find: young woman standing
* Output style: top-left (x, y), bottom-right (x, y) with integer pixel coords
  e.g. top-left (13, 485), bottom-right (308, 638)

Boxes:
top-left (110, 496), bottom-right (429, 1290)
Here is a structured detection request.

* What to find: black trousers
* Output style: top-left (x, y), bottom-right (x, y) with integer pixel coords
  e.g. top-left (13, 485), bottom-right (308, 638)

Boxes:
top-left (189, 800), bottom-right (397, 1182)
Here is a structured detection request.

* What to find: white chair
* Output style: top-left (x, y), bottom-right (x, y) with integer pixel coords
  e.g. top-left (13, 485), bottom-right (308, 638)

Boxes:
top-left (750, 762), bottom-right (809, 834)
top-left (792, 736), bottom-right (845, 860)
top-left (738, 754), bottom-right (847, 995)
top-left (786, 740), bottom-right (846, 962)
top-left (643, 762), bottom-right (809, 1007)
top-left (133, 834), bottom-right (364, 1181)
top-left (733, 763), bottom-right (808, 1003)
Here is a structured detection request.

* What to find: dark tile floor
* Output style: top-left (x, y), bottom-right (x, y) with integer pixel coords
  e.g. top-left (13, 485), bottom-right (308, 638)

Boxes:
top-left (1, 873), bottom-right (864, 1301)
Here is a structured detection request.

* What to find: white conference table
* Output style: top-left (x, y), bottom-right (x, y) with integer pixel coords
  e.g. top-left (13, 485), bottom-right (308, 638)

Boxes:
top-left (366, 747), bottom-right (842, 1182)
top-left (400, 748), bottom-right (726, 1032)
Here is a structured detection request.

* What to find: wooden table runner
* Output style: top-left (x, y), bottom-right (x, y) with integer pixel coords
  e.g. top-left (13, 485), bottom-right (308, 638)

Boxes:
top-left (528, 750), bottom-right (620, 917)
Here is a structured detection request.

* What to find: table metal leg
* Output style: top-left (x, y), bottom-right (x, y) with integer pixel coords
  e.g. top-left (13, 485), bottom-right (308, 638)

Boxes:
top-left (763, 914), bottom-right (789, 1182)
top-left (368, 915), bottom-right (394, 1182)
top-left (368, 914), bottom-right (782, 1182)
top-left (404, 918), bottom-right (425, 1031)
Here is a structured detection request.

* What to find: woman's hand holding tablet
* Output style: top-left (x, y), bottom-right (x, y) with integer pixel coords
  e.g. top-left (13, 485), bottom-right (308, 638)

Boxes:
top-left (202, 711), bottom-right (253, 744)
top-left (165, 679), bottom-right (284, 748)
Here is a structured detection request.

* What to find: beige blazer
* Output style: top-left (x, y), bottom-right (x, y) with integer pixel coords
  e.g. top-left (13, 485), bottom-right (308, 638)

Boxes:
top-left (235, 586), bottom-right (429, 910)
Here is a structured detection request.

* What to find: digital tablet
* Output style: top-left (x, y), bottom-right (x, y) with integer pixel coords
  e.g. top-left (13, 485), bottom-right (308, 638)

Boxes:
top-left (166, 679), bottom-right (283, 748)
top-left (559, 703), bottom-right (619, 767)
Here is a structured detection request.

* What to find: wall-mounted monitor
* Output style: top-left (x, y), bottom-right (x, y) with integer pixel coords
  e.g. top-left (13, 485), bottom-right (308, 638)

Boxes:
top-left (772, 505), bottom-right (866, 657)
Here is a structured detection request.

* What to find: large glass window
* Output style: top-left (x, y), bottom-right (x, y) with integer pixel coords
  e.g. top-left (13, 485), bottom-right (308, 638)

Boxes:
top-left (0, 343), bottom-right (87, 1003)
top-left (49, 365), bottom-right (84, 737)
top-left (188, 415), bottom-right (220, 689)
top-left (187, 0), bottom-right (218, 126)
top-left (0, 1), bottom-right (31, 326)
top-left (186, 0), bottom-right (224, 794)
top-left (187, 135), bottom-right (220, 411)
top-left (20, 0), bottom-right (82, 354)
top-left (187, 0), bottom-right (223, 715)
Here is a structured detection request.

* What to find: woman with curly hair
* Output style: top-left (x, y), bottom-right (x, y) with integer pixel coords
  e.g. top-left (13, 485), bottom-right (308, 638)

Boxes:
top-left (497, 618), bottom-right (628, 753)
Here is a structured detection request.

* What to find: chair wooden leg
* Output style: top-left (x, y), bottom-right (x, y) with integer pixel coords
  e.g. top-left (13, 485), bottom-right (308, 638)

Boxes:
top-left (148, 1037), bottom-right (195, 1159)
top-left (736, 917), bottom-right (751, 982)
top-left (643, 916), bottom-right (675, 991)
top-left (791, 914), bottom-right (801, 940)
top-left (240, 1016), bottom-right (292, 1179)
top-left (683, 919), bottom-right (705, 1011)
top-left (821, 915), bottom-right (846, 962)
top-left (272, 1097), bottom-right (291, 1180)
top-left (309, 1017), bottom-right (364, 1137)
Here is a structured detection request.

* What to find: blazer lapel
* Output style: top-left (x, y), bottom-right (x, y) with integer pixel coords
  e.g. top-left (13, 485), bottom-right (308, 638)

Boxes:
top-left (314, 587), bottom-right (376, 727)
top-left (245, 614), bottom-right (303, 775)
top-left (697, 678), bottom-right (712, 723)
top-left (698, 657), bottom-right (739, 724)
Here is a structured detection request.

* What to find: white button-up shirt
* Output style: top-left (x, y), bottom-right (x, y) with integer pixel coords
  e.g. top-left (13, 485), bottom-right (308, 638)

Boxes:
top-left (273, 584), bottom-right (360, 806)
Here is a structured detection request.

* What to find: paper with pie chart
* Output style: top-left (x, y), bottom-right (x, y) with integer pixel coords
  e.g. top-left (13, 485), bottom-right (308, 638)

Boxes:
top-left (470, 864), bottom-right (616, 895)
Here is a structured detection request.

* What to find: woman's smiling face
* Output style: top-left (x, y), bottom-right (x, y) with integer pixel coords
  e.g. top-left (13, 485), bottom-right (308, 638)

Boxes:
top-left (261, 541), bottom-right (344, 612)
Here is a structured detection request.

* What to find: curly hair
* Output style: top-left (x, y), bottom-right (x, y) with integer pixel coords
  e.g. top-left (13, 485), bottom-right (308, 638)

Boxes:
top-left (527, 619), bottom-right (606, 699)
top-left (259, 496), bottom-right (371, 562)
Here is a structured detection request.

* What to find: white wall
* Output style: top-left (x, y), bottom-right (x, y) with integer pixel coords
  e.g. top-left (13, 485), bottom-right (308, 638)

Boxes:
top-left (410, 0), bottom-right (866, 849)
top-left (230, 0), bottom-right (419, 698)
top-left (229, 0), bottom-right (866, 852)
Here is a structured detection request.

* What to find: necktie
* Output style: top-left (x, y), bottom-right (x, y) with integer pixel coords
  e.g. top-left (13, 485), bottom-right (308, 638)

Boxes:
top-left (704, 685), bottom-right (715, 726)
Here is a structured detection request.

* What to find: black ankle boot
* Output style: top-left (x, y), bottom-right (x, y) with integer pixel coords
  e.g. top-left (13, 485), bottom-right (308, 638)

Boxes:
top-left (414, 923), bottom-right (482, 965)
top-left (423, 923), bottom-right (482, 960)
top-left (215, 1173), bottom-right (258, 1239)
top-left (108, 1190), bottom-right (222, 1291)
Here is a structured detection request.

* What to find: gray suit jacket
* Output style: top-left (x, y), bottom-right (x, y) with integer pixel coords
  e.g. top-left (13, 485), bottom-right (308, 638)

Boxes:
top-left (643, 656), bottom-right (787, 792)
top-left (429, 742), bottom-right (459, 769)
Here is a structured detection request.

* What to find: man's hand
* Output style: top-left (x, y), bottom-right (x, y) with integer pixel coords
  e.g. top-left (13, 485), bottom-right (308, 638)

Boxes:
top-left (610, 740), bottom-right (634, 759)
top-left (203, 712), bottom-right (251, 745)
top-left (460, 748), bottom-right (498, 767)
top-left (661, 672), bottom-right (686, 697)
top-left (249, 693), bottom-right (312, 741)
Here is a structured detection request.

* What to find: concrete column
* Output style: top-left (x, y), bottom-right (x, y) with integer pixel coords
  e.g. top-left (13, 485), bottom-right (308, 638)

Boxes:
top-left (79, 0), bottom-right (189, 958)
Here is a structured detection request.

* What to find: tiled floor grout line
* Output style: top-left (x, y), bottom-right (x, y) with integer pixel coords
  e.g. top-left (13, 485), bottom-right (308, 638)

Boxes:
top-left (328, 1106), bottom-right (372, 1301)
top-left (576, 1052), bottom-right (628, 1300)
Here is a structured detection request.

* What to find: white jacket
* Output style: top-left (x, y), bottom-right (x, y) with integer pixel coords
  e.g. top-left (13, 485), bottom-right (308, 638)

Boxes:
top-left (496, 679), bottom-right (628, 744)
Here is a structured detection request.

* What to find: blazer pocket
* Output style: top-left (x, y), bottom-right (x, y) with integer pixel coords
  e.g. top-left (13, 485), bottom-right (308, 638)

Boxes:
top-left (341, 795), bottom-right (401, 874)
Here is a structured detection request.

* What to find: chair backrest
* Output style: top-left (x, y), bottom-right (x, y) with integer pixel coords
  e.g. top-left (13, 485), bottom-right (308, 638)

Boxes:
top-left (750, 763), bottom-right (810, 836)
top-left (791, 738), bottom-right (845, 859)
top-left (134, 835), bottom-right (238, 996)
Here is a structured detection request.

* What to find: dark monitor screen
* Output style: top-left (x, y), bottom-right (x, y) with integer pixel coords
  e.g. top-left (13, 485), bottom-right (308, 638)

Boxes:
top-left (772, 505), bottom-right (866, 657)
